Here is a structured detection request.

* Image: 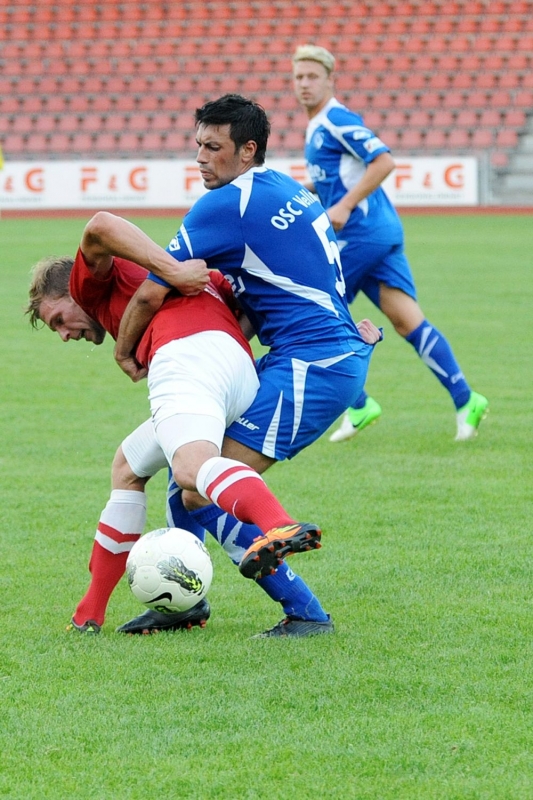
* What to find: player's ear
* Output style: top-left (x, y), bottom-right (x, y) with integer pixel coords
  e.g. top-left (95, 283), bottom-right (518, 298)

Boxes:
top-left (242, 139), bottom-right (258, 164)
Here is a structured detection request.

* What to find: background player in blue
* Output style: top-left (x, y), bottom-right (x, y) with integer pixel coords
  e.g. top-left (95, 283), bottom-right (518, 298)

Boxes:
top-left (292, 45), bottom-right (489, 444)
top-left (114, 94), bottom-right (382, 636)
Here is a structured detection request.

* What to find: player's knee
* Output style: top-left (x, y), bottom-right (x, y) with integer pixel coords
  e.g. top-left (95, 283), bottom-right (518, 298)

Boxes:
top-left (181, 488), bottom-right (207, 511)
top-left (112, 445), bottom-right (148, 491)
top-left (171, 464), bottom-right (197, 492)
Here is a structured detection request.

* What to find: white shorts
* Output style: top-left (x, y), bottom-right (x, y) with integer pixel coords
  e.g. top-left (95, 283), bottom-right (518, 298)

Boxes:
top-left (148, 331), bottom-right (259, 464)
top-left (122, 418), bottom-right (168, 479)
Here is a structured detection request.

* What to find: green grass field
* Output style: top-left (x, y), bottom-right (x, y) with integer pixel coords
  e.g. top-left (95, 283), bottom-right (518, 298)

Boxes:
top-left (1, 213), bottom-right (531, 799)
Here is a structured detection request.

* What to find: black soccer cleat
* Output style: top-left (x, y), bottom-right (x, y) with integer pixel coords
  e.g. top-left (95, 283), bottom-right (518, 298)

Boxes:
top-left (66, 617), bottom-right (101, 634)
top-left (252, 615), bottom-right (334, 638)
top-left (238, 522), bottom-right (322, 580)
top-left (115, 597), bottom-right (211, 635)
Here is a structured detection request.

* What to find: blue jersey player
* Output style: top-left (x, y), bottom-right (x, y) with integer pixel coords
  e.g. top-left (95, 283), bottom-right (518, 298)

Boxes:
top-left (114, 94), bottom-right (382, 637)
top-left (292, 45), bottom-right (488, 444)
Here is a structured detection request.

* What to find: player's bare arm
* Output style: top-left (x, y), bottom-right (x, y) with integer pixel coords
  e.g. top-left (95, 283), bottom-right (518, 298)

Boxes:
top-left (327, 152), bottom-right (395, 231)
top-left (82, 212), bottom-right (210, 295)
top-left (114, 279), bottom-right (166, 380)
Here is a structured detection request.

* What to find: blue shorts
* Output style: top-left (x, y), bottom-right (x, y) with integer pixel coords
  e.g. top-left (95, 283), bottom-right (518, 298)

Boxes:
top-left (339, 240), bottom-right (417, 306)
top-left (224, 347), bottom-right (372, 461)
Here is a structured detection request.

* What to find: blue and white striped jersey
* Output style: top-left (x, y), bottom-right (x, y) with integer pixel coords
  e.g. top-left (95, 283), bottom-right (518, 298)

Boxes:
top-left (164, 167), bottom-right (366, 360)
top-left (305, 97), bottom-right (403, 244)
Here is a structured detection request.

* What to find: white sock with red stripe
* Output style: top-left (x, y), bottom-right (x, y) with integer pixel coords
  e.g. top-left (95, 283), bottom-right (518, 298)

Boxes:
top-left (195, 457), bottom-right (294, 534)
top-left (73, 490), bottom-right (146, 627)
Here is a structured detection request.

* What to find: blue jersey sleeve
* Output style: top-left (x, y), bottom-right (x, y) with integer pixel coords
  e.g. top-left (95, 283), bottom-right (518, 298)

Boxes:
top-left (165, 188), bottom-right (246, 270)
top-left (147, 272), bottom-right (172, 287)
top-left (326, 106), bottom-right (390, 164)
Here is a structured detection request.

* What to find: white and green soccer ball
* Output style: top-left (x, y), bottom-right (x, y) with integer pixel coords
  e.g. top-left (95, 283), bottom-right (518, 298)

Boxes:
top-left (126, 527), bottom-right (213, 613)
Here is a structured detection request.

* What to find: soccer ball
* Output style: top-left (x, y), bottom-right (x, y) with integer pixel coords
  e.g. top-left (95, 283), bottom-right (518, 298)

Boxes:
top-left (126, 527), bottom-right (213, 613)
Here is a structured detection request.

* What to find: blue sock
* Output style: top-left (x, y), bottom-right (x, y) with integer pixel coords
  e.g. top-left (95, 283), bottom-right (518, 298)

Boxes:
top-left (189, 504), bottom-right (329, 622)
top-left (258, 563), bottom-right (329, 621)
top-left (406, 319), bottom-right (471, 410)
top-left (166, 472), bottom-right (205, 543)
top-left (352, 390), bottom-right (367, 410)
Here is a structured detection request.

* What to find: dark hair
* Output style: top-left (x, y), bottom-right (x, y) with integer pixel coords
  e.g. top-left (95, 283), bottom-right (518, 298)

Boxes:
top-left (25, 255), bottom-right (74, 328)
top-left (195, 94), bottom-right (270, 165)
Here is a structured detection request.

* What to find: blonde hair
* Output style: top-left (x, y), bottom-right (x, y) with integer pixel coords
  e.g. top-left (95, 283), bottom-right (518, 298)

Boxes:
top-left (293, 45), bottom-right (335, 75)
top-left (25, 255), bottom-right (74, 328)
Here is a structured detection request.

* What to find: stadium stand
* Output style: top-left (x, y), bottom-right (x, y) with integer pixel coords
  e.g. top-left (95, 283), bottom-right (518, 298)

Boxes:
top-left (1, 0), bottom-right (533, 201)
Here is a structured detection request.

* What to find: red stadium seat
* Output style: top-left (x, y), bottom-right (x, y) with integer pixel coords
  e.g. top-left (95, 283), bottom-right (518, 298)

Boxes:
top-left (424, 129), bottom-right (447, 148)
top-left (364, 109), bottom-right (384, 129)
top-left (11, 116), bottom-right (34, 134)
top-left (449, 35), bottom-right (471, 53)
top-left (428, 73), bottom-right (452, 90)
top-left (394, 92), bottom-right (419, 109)
top-left (455, 18), bottom-right (478, 34)
top-left (478, 18), bottom-right (500, 34)
top-left (0, 115), bottom-right (13, 134)
top-left (127, 113), bottom-right (149, 133)
top-left (455, 109), bottom-right (478, 127)
top-left (474, 72), bottom-right (499, 89)
top-left (140, 132), bottom-right (164, 152)
top-left (281, 130), bottom-right (304, 151)
top-left (505, 53), bottom-right (530, 69)
top-left (495, 129), bottom-right (518, 148)
top-left (1, 96), bottom-right (21, 114)
top-left (0, 132), bottom-right (27, 155)
top-left (458, 54), bottom-right (483, 71)
top-left (399, 129), bottom-right (424, 149)
top-left (70, 132), bottom-right (95, 154)
top-left (418, 92), bottom-right (443, 110)
top-left (431, 109), bottom-right (454, 127)
top-left (24, 131), bottom-right (48, 156)
top-left (478, 109), bottom-right (502, 127)
top-left (516, 35), bottom-right (533, 51)
top-left (447, 128), bottom-right (471, 148)
top-left (403, 73), bottom-right (426, 91)
top-left (163, 131), bottom-right (196, 154)
top-left (485, 90), bottom-right (512, 107)
top-left (370, 91), bottom-right (394, 109)
top-left (67, 95), bottom-right (91, 113)
top-left (80, 114), bottom-right (105, 133)
top-left (466, 91), bottom-right (490, 109)
top-left (490, 151), bottom-right (509, 168)
top-left (381, 109), bottom-right (406, 128)
top-left (504, 109), bottom-right (526, 127)
top-left (267, 129), bottom-right (285, 152)
top-left (408, 109), bottom-right (431, 128)
top-left (513, 89), bottom-right (533, 106)
top-left (377, 128), bottom-right (400, 148)
top-left (470, 128), bottom-right (494, 147)
top-left (117, 132), bottom-right (142, 153)
top-left (38, 115), bottom-right (57, 134)
top-left (451, 73), bottom-right (476, 90)
top-left (56, 114), bottom-right (81, 134)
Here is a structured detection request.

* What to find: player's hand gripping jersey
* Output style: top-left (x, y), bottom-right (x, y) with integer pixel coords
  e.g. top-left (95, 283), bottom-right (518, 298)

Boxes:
top-left (304, 97), bottom-right (404, 245)
top-left (162, 167), bottom-right (367, 361)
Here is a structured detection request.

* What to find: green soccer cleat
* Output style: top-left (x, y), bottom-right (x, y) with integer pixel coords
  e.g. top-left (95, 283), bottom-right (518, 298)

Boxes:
top-left (455, 391), bottom-right (489, 441)
top-left (329, 396), bottom-right (382, 443)
top-left (252, 615), bottom-right (335, 638)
